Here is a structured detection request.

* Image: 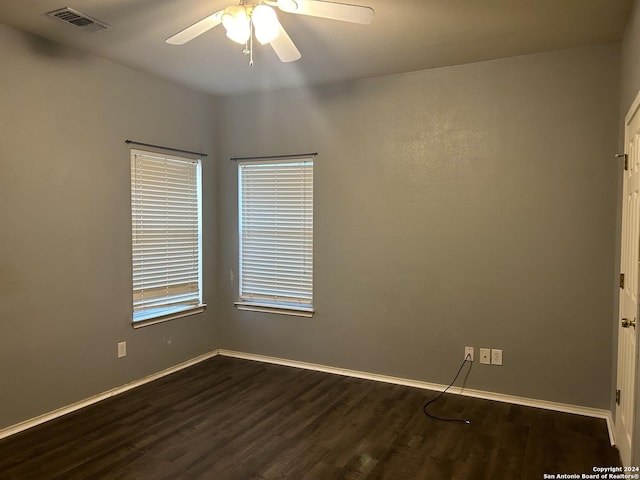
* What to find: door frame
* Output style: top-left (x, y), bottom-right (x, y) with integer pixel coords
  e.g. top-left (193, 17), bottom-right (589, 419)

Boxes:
top-left (616, 88), bottom-right (640, 466)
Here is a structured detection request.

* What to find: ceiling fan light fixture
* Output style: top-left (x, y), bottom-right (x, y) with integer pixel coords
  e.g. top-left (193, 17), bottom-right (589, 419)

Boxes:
top-left (225, 24), bottom-right (250, 44)
top-left (222, 5), bottom-right (251, 44)
top-left (252, 5), bottom-right (280, 44)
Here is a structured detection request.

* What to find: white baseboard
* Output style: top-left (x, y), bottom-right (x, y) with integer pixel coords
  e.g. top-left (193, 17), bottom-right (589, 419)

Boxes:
top-left (0, 347), bottom-right (616, 448)
top-left (218, 349), bottom-right (617, 446)
top-left (0, 349), bottom-right (220, 441)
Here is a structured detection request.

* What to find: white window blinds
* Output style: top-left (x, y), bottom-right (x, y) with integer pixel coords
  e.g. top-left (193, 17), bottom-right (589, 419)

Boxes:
top-left (238, 158), bottom-right (313, 310)
top-left (131, 150), bottom-right (202, 322)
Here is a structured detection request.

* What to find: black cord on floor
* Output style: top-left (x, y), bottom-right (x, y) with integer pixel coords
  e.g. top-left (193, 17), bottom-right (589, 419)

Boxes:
top-left (422, 353), bottom-right (472, 424)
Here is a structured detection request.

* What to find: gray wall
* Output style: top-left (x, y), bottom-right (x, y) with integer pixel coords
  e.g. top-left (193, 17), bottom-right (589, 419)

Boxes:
top-left (0, 24), bottom-right (218, 430)
top-left (217, 44), bottom-right (620, 409)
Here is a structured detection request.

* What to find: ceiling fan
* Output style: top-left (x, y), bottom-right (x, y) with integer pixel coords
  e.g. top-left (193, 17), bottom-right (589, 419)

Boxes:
top-left (166, 0), bottom-right (375, 65)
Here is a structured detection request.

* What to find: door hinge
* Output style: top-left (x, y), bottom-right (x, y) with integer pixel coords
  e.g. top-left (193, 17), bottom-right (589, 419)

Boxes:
top-left (616, 388), bottom-right (621, 405)
top-left (616, 153), bottom-right (629, 170)
top-left (621, 273), bottom-right (625, 289)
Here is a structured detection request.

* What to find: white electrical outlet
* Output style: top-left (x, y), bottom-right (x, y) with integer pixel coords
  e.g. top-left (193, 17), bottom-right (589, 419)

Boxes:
top-left (491, 349), bottom-right (503, 366)
top-left (479, 348), bottom-right (491, 365)
top-left (465, 346), bottom-right (474, 361)
top-left (117, 341), bottom-right (127, 358)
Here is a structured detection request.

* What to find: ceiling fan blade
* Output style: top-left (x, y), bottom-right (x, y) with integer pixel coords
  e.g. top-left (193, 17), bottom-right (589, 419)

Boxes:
top-left (270, 24), bottom-right (301, 62)
top-left (275, 0), bottom-right (374, 24)
top-left (166, 10), bottom-right (224, 45)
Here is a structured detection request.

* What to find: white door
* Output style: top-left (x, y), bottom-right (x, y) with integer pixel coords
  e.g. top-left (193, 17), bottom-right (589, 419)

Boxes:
top-left (616, 91), bottom-right (640, 466)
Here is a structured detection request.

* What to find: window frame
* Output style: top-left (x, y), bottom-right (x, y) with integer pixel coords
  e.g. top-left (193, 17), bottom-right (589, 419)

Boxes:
top-left (130, 148), bottom-right (206, 328)
top-left (235, 157), bottom-right (314, 317)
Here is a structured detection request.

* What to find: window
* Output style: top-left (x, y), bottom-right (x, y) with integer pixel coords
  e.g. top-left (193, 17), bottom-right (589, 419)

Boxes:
top-left (236, 157), bottom-right (314, 316)
top-left (130, 149), bottom-right (204, 325)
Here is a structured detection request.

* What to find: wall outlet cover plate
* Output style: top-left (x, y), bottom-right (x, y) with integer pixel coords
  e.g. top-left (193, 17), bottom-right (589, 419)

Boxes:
top-left (479, 348), bottom-right (491, 365)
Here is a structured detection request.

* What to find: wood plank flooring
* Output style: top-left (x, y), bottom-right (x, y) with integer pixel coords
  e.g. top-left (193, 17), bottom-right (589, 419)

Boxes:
top-left (0, 356), bottom-right (620, 479)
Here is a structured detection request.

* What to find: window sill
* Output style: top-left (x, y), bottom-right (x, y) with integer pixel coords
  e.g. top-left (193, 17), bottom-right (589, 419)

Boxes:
top-left (132, 304), bottom-right (206, 329)
top-left (234, 301), bottom-right (314, 318)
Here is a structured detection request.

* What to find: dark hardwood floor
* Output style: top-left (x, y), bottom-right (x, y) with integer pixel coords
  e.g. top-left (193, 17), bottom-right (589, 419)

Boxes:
top-left (0, 356), bottom-right (620, 479)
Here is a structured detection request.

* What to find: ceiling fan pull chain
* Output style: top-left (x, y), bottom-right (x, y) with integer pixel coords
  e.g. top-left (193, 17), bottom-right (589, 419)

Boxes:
top-left (249, 16), bottom-right (254, 66)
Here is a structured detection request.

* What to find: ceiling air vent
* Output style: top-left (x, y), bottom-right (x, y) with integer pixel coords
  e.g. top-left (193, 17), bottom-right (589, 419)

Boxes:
top-left (45, 7), bottom-right (109, 32)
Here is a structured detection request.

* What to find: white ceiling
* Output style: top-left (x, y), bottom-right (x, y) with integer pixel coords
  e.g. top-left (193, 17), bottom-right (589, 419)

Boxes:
top-left (0, 0), bottom-right (633, 96)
